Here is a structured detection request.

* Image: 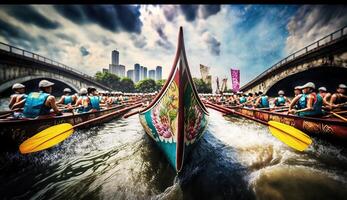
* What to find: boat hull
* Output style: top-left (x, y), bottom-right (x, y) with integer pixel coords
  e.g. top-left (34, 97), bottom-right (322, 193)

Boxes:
top-left (0, 105), bottom-right (128, 151)
top-left (139, 27), bottom-right (209, 172)
top-left (232, 106), bottom-right (347, 139)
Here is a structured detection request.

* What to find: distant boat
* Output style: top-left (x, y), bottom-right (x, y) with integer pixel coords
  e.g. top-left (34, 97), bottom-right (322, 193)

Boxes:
top-left (139, 27), bottom-right (209, 172)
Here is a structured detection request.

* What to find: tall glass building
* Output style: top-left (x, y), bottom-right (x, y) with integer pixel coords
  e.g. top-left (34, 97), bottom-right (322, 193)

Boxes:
top-left (148, 70), bottom-right (156, 80)
top-left (134, 63), bottom-right (140, 83)
top-left (156, 66), bottom-right (162, 81)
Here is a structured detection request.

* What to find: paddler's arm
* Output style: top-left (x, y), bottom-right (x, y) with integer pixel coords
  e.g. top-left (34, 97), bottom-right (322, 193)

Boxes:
top-left (329, 94), bottom-right (339, 110)
top-left (11, 98), bottom-right (26, 110)
top-left (56, 96), bottom-right (64, 105)
top-left (322, 93), bottom-right (332, 108)
top-left (46, 96), bottom-right (62, 116)
top-left (288, 95), bottom-right (301, 114)
top-left (8, 96), bottom-right (16, 109)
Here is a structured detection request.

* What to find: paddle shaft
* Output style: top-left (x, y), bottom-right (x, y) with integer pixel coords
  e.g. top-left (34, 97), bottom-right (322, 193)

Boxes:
top-left (73, 103), bottom-right (142, 129)
top-left (205, 102), bottom-right (268, 126)
top-left (331, 112), bottom-right (347, 122)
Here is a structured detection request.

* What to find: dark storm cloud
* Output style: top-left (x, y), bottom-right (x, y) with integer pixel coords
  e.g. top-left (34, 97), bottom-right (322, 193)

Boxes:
top-left (80, 46), bottom-right (90, 56)
top-left (201, 5), bottom-right (221, 19)
top-left (179, 5), bottom-right (221, 22)
top-left (162, 5), bottom-right (178, 22)
top-left (53, 5), bottom-right (142, 33)
top-left (0, 19), bottom-right (36, 50)
top-left (203, 33), bottom-right (221, 56)
top-left (286, 5), bottom-right (347, 53)
top-left (156, 39), bottom-right (173, 50)
top-left (55, 33), bottom-right (77, 45)
top-left (1, 5), bottom-right (60, 29)
top-left (180, 5), bottom-right (199, 22)
top-left (130, 34), bottom-right (147, 49)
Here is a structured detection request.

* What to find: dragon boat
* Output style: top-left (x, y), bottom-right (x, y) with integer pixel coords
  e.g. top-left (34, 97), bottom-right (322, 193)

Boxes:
top-left (138, 27), bottom-right (209, 172)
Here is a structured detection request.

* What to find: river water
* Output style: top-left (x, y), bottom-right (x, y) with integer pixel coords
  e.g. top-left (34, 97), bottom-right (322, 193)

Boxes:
top-left (0, 98), bottom-right (346, 199)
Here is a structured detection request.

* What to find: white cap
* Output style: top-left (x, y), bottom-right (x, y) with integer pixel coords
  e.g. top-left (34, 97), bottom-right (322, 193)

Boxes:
top-left (338, 84), bottom-right (347, 89)
top-left (63, 88), bottom-right (72, 93)
top-left (39, 80), bottom-right (54, 88)
top-left (278, 90), bottom-right (284, 95)
top-left (12, 83), bottom-right (25, 90)
top-left (298, 82), bottom-right (315, 89)
top-left (294, 86), bottom-right (301, 90)
top-left (79, 88), bottom-right (87, 95)
top-left (318, 87), bottom-right (327, 92)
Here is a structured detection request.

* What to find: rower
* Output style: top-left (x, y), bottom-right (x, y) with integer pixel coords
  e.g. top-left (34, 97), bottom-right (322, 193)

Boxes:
top-left (238, 92), bottom-right (247, 106)
top-left (57, 88), bottom-right (77, 105)
top-left (88, 87), bottom-right (102, 110)
top-left (245, 93), bottom-right (254, 107)
top-left (318, 87), bottom-right (332, 110)
top-left (288, 82), bottom-right (323, 117)
top-left (254, 91), bottom-right (269, 108)
top-left (9, 83), bottom-right (27, 110)
top-left (19, 80), bottom-right (62, 118)
top-left (273, 90), bottom-right (290, 107)
top-left (329, 84), bottom-right (347, 111)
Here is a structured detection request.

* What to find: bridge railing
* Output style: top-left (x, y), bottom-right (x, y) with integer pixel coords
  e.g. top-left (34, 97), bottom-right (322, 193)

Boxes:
top-left (241, 25), bottom-right (347, 90)
top-left (0, 41), bottom-right (109, 88)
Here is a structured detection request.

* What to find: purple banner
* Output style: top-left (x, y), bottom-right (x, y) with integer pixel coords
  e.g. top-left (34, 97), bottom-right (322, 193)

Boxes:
top-left (230, 68), bottom-right (240, 92)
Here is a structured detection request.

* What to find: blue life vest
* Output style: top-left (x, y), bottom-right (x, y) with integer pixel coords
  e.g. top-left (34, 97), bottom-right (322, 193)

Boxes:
top-left (63, 95), bottom-right (73, 105)
top-left (258, 96), bottom-right (269, 108)
top-left (298, 94), bottom-right (307, 110)
top-left (77, 96), bottom-right (100, 113)
top-left (298, 93), bottom-right (324, 117)
top-left (275, 96), bottom-right (286, 106)
top-left (23, 92), bottom-right (51, 118)
top-left (90, 96), bottom-right (100, 111)
top-left (239, 97), bottom-right (247, 104)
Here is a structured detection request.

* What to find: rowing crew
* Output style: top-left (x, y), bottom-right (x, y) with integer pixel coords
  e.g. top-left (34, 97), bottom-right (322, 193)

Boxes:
top-left (7, 80), bottom-right (142, 119)
top-left (207, 82), bottom-right (347, 117)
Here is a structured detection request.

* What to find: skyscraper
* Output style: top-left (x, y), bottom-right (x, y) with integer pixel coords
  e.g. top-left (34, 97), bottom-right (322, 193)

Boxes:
top-left (148, 70), bottom-right (156, 80)
top-left (143, 67), bottom-right (147, 79)
top-left (127, 69), bottom-right (134, 81)
top-left (134, 63), bottom-right (140, 82)
top-left (156, 66), bottom-right (162, 81)
top-left (116, 65), bottom-right (125, 77)
top-left (112, 50), bottom-right (119, 65)
top-left (140, 66), bottom-right (144, 80)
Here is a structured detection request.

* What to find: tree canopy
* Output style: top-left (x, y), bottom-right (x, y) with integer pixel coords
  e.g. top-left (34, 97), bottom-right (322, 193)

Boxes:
top-left (135, 79), bottom-right (157, 93)
top-left (193, 78), bottom-right (212, 93)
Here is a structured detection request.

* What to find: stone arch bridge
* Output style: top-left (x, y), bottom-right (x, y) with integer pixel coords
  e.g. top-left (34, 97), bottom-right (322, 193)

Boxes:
top-left (0, 42), bottom-right (112, 96)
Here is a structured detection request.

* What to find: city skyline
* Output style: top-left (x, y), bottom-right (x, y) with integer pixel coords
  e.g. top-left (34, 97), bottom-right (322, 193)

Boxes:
top-left (0, 5), bottom-right (346, 87)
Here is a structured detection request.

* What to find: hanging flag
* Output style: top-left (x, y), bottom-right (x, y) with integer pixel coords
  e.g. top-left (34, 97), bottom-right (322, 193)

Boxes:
top-left (230, 68), bottom-right (240, 92)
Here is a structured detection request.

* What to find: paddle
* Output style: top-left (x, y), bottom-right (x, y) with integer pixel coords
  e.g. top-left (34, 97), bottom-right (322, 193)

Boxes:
top-left (205, 102), bottom-right (312, 151)
top-left (19, 103), bottom-right (142, 154)
top-left (331, 112), bottom-right (347, 122)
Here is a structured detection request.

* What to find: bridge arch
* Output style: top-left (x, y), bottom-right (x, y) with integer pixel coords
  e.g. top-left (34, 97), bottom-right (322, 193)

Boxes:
top-left (0, 75), bottom-right (79, 97)
top-left (266, 65), bottom-right (347, 97)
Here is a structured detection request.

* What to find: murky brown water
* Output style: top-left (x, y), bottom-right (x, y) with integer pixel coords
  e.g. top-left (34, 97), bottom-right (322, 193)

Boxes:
top-left (0, 97), bottom-right (346, 199)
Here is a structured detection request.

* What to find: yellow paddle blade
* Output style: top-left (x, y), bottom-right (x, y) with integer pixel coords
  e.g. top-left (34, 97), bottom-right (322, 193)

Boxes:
top-left (19, 123), bottom-right (74, 154)
top-left (268, 121), bottom-right (312, 151)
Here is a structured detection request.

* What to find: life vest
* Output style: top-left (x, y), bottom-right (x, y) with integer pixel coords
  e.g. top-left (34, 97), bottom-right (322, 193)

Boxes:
top-left (275, 96), bottom-right (286, 106)
top-left (23, 92), bottom-right (51, 118)
top-left (239, 97), bottom-right (247, 104)
top-left (258, 96), bottom-right (269, 108)
top-left (297, 93), bottom-right (323, 117)
top-left (63, 95), bottom-right (73, 105)
top-left (77, 96), bottom-right (100, 113)
top-left (89, 96), bottom-right (100, 111)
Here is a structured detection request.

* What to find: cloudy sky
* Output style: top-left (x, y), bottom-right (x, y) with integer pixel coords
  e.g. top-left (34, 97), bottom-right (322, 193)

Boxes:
top-left (0, 5), bottom-right (346, 89)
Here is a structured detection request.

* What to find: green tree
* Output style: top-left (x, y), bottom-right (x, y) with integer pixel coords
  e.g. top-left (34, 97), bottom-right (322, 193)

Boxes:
top-left (135, 79), bottom-right (157, 93)
top-left (120, 77), bottom-right (135, 92)
top-left (95, 71), bottom-right (121, 90)
top-left (156, 79), bottom-right (167, 91)
top-left (193, 78), bottom-right (212, 93)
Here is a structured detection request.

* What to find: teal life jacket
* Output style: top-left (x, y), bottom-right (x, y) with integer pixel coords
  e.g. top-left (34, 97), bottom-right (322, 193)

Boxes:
top-left (77, 96), bottom-right (91, 113)
top-left (23, 92), bottom-right (51, 118)
top-left (63, 95), bottom-right (73, 105)
top-left (298, 94), bottom-right (307, 110)
top-left (258, 96), bottom-right (269, 108)
top-left (275, 96), bottom-right (286, 106)
top-left (239, 96), bottom-right (247, 104)
top-left (298, 93), bottom-right (324, 117)
top-left (90, 96), bottom-right (100, 110)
